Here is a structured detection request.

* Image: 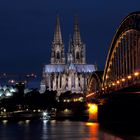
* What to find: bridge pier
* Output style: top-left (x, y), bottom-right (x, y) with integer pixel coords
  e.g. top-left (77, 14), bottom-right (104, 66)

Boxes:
top-left (98, 104), bottom-right (140, 123)
top-left (97, 93), bottom-right (140, 123)
top-left (87, 103), bottom-right (98, 122)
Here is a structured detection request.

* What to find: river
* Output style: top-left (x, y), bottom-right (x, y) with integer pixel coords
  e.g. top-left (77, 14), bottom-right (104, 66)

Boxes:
top-left (0, 120), bottom-right (139, 140)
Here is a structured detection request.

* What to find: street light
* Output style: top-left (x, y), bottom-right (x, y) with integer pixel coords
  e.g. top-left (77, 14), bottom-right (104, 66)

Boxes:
top-left (116, 80), bottom-right (120, 84)
top-left (134, 72), bottom-right (139, 76)
top-left (127, 75), bottom-right (132, 79)
top-left (121, 78), bottom-right (125, 82)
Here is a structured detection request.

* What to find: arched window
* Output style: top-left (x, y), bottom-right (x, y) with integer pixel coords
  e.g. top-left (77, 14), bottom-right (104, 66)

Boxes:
top-left (56, 52), bottom-right (60, 59)
top-left (76, 51), bottom-right (80, 59)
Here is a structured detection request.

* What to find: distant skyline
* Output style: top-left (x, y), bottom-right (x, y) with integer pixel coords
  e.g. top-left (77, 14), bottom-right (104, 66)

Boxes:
top-left (0, 0), bottom-right (140, 87)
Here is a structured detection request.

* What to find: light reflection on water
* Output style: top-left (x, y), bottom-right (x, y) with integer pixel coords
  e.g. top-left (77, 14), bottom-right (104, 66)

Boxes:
top-left (42, 120), bottom-right (49, 140)
top-left (0, 120), bottom-right (139, 140)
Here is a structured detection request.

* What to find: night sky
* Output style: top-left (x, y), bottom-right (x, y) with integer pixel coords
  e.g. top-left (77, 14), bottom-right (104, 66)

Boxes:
top-left (0, 0), bottom-right (140, 88)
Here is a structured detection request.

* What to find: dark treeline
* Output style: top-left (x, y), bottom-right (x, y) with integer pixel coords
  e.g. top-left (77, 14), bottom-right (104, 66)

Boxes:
top-left (0, 89), bottom-right (57, 112)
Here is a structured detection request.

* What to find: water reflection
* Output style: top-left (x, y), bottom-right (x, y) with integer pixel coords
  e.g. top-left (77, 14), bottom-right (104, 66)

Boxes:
top-left (0, 120), bottom-right (139, 140)
top-left (85, 122), bottom-right (124, 140)
top-left (86, 122), bottom-right (99, 140)
top-left (42, 120), bottom-right (49, 140)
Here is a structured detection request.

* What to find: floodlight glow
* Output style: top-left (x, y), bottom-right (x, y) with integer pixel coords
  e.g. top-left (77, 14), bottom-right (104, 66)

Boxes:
top-left (43, 111), bottom-right (48, 116)
top-left (134, 72), bottom-right (139, 76)
top-left (128, 75), bottom-right (132, 79)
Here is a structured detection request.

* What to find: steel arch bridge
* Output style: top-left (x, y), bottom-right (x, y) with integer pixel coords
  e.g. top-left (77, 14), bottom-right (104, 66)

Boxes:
top-left (86, 71), bottom-right (103, 97)
top-left (102, 12), bottom-right (140, 93)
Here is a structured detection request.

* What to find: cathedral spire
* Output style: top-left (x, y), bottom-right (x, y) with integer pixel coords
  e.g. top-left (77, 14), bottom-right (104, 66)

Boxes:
top-left (51, 16), bottom-right (65, 64)
top-left (73, 16), bottom-right (81, 44)
top-left (70, 16), bottom-right (86, 64)
top-left (53, 15), bottom-right (62, 44)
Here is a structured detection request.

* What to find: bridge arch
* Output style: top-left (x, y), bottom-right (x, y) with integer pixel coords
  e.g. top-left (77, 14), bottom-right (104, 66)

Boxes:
top-left (87, 71), bottom-right (103, 97)
top-left (102, 12), bottom-right (140, 93)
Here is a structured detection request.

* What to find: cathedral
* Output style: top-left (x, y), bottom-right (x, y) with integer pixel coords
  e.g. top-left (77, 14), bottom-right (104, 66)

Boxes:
top-left (40, 16), bottom-right (96, 96)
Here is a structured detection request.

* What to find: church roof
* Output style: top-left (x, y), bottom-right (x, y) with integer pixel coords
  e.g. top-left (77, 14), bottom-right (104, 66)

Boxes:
top-left (44, 64), bottom-right (95, 73)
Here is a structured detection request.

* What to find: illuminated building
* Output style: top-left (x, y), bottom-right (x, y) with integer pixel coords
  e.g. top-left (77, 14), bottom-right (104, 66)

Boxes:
top-left (0, 85), bottom-right (17, 99)
top-left (40, 16), bottom-right (96, 96)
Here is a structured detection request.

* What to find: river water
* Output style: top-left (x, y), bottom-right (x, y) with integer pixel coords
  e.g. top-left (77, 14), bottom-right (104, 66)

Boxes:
top-left (0, 120), bottom-right (139, 140)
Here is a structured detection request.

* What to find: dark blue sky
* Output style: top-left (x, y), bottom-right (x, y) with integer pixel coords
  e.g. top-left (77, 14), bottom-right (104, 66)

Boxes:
top-left (0, 0), bottom-right (140, 87)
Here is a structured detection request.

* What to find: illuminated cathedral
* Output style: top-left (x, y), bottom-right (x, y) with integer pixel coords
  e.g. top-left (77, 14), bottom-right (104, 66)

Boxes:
top-left (40, 16), bottom-right (96, 96)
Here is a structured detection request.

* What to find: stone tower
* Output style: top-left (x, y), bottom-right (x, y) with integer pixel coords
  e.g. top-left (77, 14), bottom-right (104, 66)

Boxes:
top-left (51, 16), bottom-right (65, 64)
top-left (67, 16), bottom-right (86, 64)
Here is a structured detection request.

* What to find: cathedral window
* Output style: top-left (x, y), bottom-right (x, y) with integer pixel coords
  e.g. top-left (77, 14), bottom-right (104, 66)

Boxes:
top-left (76, 51), bottom-right (80, 59)
top-left (56, 51), bottom-right (60, 59)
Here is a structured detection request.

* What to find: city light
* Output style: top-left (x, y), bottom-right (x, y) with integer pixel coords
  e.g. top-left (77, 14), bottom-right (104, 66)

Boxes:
top-left (134, 72), bottom-right (139, 76)
top-left (112, 83), bottom-right (115, 86)
top-left (88, 103), bottom-right (98, 114)
top-left (86, 93), bottom-right (95, 98)
top-left (64, 108), bottom-right (70, 113)
top-left (8, 79), bottom-right (15, 84)
top-left (43, 111), bottom-right (47, 116)
top-left (127, 75), bottom-right (132, 79)
top-left (121, 78), bottom-right (125, 82)
top-left (42, 111), bottom-right (50, 120)
top-left (2, 120), bottom-right (8, 124)
top-left (78, 97), bottom-right (84, 102)
top-left (116, 80), bottom-right (120, 84)
top-left (88, 103), bottom-right (98, 121)
top-left (106, 75), bottom-right (109, 79)
top-left (25, 120), bottom-right (30, 124)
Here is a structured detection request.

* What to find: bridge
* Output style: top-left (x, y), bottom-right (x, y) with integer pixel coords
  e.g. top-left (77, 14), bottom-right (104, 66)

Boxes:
top-left (102, 11), bottom-right (140, 94)
top-left (87, 12), bottom-right (140, 98)
top-left (86, 12), bottom-right (140, 122)
top-left (86, 71), bottom-right (103, 99)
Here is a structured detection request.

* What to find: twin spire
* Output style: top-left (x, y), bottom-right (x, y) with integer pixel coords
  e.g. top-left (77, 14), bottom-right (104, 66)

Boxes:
top-left (53, 16), bottom-right (81, 44)
top-left (51, 16), bottom-right (85, 64)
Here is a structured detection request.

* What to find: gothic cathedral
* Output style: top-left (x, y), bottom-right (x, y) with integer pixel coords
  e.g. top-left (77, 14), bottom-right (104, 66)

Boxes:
top-left (40, 16), bottom-right (96, 96)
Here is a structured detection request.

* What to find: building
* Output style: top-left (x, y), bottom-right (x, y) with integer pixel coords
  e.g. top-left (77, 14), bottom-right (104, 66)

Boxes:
top-left (40, 16), bottom-right (96, 96)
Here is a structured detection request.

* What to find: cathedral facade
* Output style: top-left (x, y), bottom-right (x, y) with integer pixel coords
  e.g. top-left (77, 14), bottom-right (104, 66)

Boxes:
top-left (40, 16), bottom-right (96, 96)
